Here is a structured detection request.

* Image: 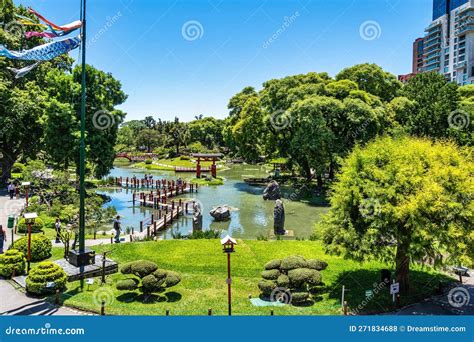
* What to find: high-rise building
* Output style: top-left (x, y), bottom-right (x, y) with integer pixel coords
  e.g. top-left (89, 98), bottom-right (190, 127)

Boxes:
top-left (398, 38), bottom-right (424, 83)
top-left (423, 0), bottom-right (474, 85)
top-left (413, 38), bottom-right (425, 74)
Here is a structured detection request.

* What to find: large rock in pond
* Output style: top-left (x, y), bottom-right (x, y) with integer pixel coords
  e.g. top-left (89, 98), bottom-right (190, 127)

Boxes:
top-left (263, 180), bottom-right (281, 200)
top-left (210, 206), bottom-right (231, 221)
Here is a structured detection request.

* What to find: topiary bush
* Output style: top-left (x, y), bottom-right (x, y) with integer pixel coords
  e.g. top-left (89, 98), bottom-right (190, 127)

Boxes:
top-left (264, 259), bottom-right (281, 270)
top-left (121, 260), bottom-right (158, 278)
top-left (116, 278), bottom-right (139, 291)
top-left (17, 217), bottom-right (45, 234)
top-left (0, 249), bottom-right (25, 278)
top-left (258, 255), bottom-right (327, 305)
top-left (116, 260), bottom-right (181, 299)
top-left (11, 235), bottom-right (52, 261)
top-left (26, 262), bottom-right (67, 295)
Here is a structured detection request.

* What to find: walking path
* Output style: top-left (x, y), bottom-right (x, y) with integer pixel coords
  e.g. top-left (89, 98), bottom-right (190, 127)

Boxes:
top-left (393, 273), bottom-right (474, 315)
top-left (0, 191), bottom-right (25, 250)
top-left (0, 280), bottom-right (87, 316)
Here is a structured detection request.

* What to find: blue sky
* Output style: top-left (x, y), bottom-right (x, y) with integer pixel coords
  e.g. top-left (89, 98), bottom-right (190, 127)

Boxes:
top-left (14, 0), bottom-right (433, 121)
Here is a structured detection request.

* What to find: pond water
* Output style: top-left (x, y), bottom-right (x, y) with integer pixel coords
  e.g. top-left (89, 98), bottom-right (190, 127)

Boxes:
top-left (98, 164), bottom-right (328, 239)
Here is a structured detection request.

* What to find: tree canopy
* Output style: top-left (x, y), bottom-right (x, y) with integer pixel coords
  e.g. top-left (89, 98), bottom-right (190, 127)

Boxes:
top-left (320, 136), bottom-right (473, 293)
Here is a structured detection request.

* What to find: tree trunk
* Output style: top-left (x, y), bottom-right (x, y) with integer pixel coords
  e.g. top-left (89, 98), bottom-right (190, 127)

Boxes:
top-left (0, 155), bottom-right (14, 186)
top-left (395, 239), bottom-right (410, 294)
top-left (317, 174), bottom-right (323, 189)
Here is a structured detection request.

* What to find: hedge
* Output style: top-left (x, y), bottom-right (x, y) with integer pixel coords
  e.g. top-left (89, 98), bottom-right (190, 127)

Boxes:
top-left (11, 235), bottom-right (52, 261)
top-left (26, 262), bottom-right (67, 295)
top-left (17, 217), bottom-right (45, 234)
top-left (0, 249), bottom-right (25, 278)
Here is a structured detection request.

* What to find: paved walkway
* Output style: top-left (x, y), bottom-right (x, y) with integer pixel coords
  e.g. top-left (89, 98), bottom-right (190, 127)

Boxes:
top-left (393, 273), bottom-right (474, 315)
top-left (0, 191), bottom-right (25, 250)
top-left (0, 280), bottom-right (85, 316)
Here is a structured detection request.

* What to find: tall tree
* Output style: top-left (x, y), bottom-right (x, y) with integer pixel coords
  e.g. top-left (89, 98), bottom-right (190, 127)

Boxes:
top-left (321, 136), bottom-right (473, 293)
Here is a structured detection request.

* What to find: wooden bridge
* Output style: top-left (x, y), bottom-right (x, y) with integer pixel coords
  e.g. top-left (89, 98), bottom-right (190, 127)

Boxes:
top-left (114, 177), bottom-right (198, 192)
top-left (129, 199), bottom-right (196, 241)
top-left (123, 178), bottom-right (199, 241)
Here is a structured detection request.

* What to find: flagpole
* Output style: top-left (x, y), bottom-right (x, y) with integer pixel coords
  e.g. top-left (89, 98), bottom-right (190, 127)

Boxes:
top-left (79, 0), bottom-right (86, 256)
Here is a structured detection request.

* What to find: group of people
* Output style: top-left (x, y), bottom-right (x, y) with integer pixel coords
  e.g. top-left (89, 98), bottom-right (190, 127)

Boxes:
top-left (7, 182), bottom-right (19, 200)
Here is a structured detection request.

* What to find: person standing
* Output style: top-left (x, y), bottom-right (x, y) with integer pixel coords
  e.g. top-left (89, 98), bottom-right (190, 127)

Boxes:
top-left (55, 218), bottom-right (61, 243)
top-left (0, 225), bottom-right (6, 254)
top-left (8, 183), bottom-right (14, 200)
top-left (113, 215), bottom-right (121, 243)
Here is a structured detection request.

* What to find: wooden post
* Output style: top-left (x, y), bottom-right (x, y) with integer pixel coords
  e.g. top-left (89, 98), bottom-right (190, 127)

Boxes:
top-left (153, 221), bottom-right (157, 235)
top-left (185, 202), bottom-right (188, 214)
top-left (343, 301), bottom-right (348, 315)
top-left (147, 226), bottom-right (150, 238)
top-left (151, 214), bottom-right (154, 223)
top-left (208, 308), bottom-right (212, 316)
top-left (101, 300), bottom-right (106, 316)
top-left (396, 293), bottom-right (401, 308)
top-left (270, 309), bottom-right (274, 316)
top-left (140, 221), bottom-right (143, 233)
top-left (166, 309), bottom-right (170, 316)
top-left (55, 289), bottom-right (60, 305)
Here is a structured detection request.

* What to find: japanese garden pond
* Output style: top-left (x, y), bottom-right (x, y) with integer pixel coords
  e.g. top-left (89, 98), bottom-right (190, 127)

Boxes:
top-left (97, 164), bottom-right (329, 240)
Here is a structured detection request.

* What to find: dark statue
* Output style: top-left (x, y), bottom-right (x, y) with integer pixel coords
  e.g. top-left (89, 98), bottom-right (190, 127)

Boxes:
top-left (273, 199), bottom-right (286, 235)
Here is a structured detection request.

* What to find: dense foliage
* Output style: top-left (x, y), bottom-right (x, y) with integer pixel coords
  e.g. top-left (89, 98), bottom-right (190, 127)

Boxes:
top-left (11, 235), bottom-right (52, 261)
top-left (26, 261), bottom-right (67, 294)
top-left (320, 136), bottom-right (473, 293)
top-left (0, 249), bottom-right (25, 278)
top-left (0, 0), bottom-right (127, 184)
top-left (258, 255), bottom-right (327, 304)
top-left (116, 260), bottom-right (181, 299)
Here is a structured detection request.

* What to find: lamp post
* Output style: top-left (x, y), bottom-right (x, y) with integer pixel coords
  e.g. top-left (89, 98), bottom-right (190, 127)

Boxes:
top-left (221, 235), bottom-right (237, 316)
top-left (21, 182), bottom-right (31, 207)
top-left (23, 212), bottom-right (38, 273)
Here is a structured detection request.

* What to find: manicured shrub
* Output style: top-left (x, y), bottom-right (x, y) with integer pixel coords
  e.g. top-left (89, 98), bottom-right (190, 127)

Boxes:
top-left (12, 235), bottom-right (52, 261)
top-left (163, 271), bottom-right (181, 287)
top-left (17, 217), bottom-right (45, 234)
top-left (276, 274), bottom-right (290, 288)
top-left (121, 260), bottom-right (158, 278)
top-left (258, 279), bottom-right (276, 296)
top-left (258, 255), bottom-right (327, 305)
top-left (264, 259), bottom-right (281, 270)
top-left (26, 262), bottom-right (67, 295)
top-left (142, 274), bottom-right (166, 293)
top-left (288, 268), bottom-right (321, 287)
top-left (116, 278), bottom-right (139, 291)
top-left (117, 260), bottom-right (181, 297)
top-left (261, 269), bottom-right (280, 280)
top-left (291, 292), bottom-right (310, 303)
top-left (307, 259), bottom-right (328, 271)
top-left (280, 255), bottom-right (308, 270)
top-left (0, 249), bottom-right (25, 278)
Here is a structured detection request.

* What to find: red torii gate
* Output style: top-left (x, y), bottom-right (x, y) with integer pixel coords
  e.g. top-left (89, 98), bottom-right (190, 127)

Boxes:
top-left (191, 153), bottom-right (223, 178)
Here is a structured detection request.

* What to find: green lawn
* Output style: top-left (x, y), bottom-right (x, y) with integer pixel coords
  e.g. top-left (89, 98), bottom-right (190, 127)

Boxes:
top-left (46, 240), bottom-right (454, 316)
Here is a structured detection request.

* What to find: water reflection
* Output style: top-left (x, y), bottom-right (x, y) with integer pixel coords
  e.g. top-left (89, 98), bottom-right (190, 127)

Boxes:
top-left (98, 164), bottom-right (328, 239)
